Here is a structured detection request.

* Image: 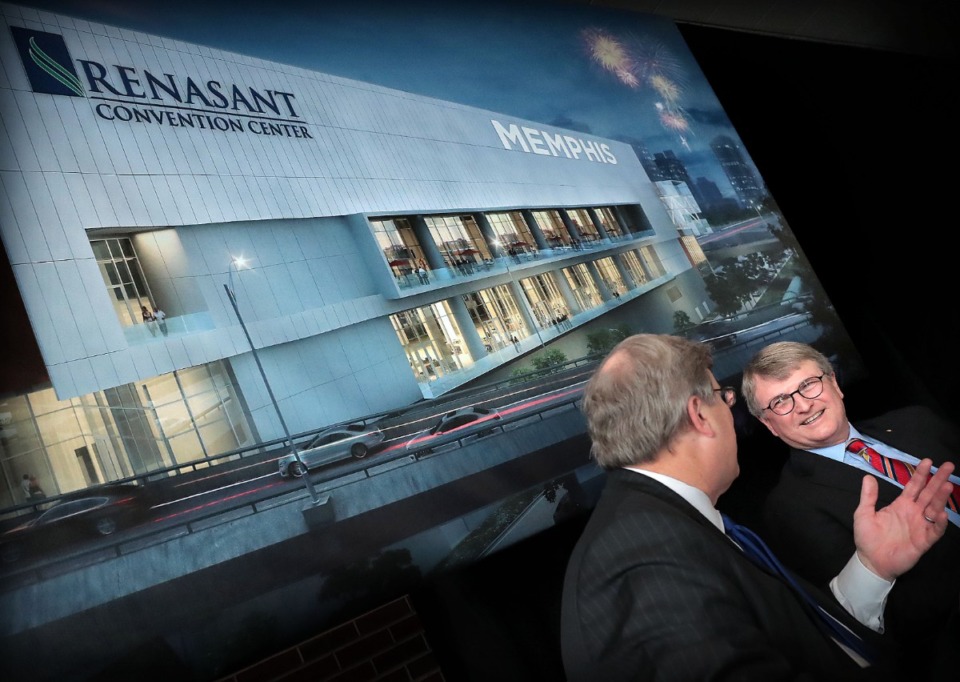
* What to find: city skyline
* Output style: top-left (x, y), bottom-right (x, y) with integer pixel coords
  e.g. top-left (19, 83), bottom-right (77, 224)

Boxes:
top-left (11, 0), bottom-right (761, 198)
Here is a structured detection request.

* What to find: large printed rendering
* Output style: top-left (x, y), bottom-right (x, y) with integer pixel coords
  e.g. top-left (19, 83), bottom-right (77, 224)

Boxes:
top-left (0, 1), bottom-right (863, 679)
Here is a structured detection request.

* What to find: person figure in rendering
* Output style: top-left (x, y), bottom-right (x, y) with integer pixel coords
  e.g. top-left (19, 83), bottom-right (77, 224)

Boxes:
top-left (141, 304), bottom-right (159, 335)
top-left (740, 341), bottom-right (960, 662)
top-left (561, 334), bottom-right (955, 681)
top-left (28, 474), bottom-right (44, 499)
top-left (153, 307), bottom-right (168, 335)
top-left (416, 259), bottom-right (429, 284)
top-left (21, 473), bottom-right (44, 500)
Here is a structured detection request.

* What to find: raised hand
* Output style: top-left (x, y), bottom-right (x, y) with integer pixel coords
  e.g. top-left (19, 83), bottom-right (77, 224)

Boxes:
top-left (853, 458), bottom-right (955, 581)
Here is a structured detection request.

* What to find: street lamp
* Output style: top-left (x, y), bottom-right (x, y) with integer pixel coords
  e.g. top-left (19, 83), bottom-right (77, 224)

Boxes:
top-left (493, 239), bottom-right (545, 351)
top-left (224, 256), bottom-right (321, 505)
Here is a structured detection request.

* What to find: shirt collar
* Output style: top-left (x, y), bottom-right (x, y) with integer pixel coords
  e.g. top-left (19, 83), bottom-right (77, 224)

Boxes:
top-left (807, 421), bottom-right (861, 462)
top-left (622, 466), bottom-right (725, 532)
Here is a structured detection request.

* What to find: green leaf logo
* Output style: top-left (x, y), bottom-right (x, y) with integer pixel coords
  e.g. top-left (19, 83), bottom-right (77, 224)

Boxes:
top-left (28, 36), bottom-right (83, 96)
top-left (10, 27), bottom-right (84, 97)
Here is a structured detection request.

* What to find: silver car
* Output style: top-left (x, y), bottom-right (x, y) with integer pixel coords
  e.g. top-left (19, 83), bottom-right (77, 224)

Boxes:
top-left (278, 423), bottom-right (385, 477)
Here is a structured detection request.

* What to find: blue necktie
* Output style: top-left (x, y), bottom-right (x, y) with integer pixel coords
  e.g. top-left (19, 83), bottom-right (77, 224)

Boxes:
top-left (721, 514), bottom-right (877, 664)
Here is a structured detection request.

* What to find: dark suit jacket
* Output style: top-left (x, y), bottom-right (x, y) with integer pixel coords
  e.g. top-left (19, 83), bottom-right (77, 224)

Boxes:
top-left (560, 468), bottom-right (902, 682)
top-left (761, 405), bottom-right (960, 653)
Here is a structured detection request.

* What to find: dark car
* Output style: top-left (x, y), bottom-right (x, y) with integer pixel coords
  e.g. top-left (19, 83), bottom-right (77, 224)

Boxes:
top-left (707, 331), bottom-right (737, 349)
top-left (404, 406), bottom-right (502, 454)
top-left (689, 323), bottom-right (738, 350)
top-left (278, 422), bottom-right (385, 477)
top-left (0, 482), bottom-right (153, 563)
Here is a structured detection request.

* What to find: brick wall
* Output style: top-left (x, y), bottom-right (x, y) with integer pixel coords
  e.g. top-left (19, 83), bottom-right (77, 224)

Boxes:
top-left (216, 596), bottom-right (445, 682)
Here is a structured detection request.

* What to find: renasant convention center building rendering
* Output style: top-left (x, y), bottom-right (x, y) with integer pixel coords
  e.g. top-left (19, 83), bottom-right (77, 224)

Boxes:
top-left (0, 2), bottom-right (714, 507)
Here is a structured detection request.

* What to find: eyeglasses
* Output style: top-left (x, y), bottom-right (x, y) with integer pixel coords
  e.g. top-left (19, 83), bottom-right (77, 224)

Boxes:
top-left (713, 386), bottom-right (737, 407)
top-left (762, 374), bottom-right (826, 416)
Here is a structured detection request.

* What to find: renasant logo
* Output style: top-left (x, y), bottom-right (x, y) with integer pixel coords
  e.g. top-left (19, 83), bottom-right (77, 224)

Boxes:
top-left (10, 26), bottom-right (83, 96)
top-left (8, 24), bottom-right (313, 140)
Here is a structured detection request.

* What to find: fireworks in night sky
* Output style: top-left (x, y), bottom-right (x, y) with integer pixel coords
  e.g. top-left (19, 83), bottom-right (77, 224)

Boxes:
top-left (581, 27), bottom-right (691, 149)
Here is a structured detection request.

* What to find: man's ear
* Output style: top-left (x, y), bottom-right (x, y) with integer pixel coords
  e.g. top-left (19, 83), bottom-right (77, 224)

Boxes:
top-left (758, 414), bottom-right (782, 439)
top-left (828, 373), bottom-right (844, 400)
top-left (687, 395), bottom-right (715, 437)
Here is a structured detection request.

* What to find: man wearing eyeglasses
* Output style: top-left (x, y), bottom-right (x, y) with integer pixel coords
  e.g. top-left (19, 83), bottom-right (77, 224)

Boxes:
top-left (561, 334), bottom-right (955, 681)
top-left (741, 341), bottom-right (960, 667)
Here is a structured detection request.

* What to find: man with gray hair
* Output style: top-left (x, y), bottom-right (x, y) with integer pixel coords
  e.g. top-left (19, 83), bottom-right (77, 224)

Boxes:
top-left (741, 340), bottom-right (960, 662)
top-left (561, 334), bottom-right (955, 681)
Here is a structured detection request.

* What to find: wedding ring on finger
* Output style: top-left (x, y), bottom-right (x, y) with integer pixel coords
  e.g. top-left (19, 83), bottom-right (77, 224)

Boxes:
top-left (923, 514), bottom-right (937, 524)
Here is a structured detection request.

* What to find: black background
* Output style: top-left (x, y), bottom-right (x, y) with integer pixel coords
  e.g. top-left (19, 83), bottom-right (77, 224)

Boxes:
top-left (681, 24), bottom-right (959, 424)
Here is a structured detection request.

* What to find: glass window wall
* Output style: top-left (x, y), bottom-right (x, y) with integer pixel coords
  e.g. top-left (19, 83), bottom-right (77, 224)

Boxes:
top-left (531, 209), bottom-right (573, 248)
top-left (621, 250), bottom-right (649, 285)
top-left (424, 215), bottom-right (492, 273)
top-left (0, 361), bottom-right (253, 509)
top-left (640, 245), bottom-right (667, 278)
top-left (563, 264), bottom-right (603, 311)
top-left (463, 285), bottom-right (529, 352)
top-left (391, 301), bottom-right (472, 383)
top-left (567, 208), bottom-right (600, 241)
top-left (595, 257), bottom-right (627, 296)
top-left (519, 273), bottom-right (569, 329)
top-left (370, 217), bottom-right (427, 279)
top-left (595, 207), bottom-right (623, 237)
top-left (92, 237), bottom-right (155, 328)
top-left (486, 211), bottom-right (537, 256)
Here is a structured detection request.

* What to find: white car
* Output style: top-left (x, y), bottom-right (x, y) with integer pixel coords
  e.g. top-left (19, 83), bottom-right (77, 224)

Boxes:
top-left (278, 423), bottom-right (385, 477)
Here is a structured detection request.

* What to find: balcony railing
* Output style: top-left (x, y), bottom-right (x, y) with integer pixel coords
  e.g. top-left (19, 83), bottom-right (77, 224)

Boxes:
top-left (394, 231), bottom-right (649, 291)
top-left (123, 311), bottom-right (216, 345)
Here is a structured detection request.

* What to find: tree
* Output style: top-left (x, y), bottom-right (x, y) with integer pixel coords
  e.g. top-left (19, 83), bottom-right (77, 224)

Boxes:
top-left (543, 479), bottom-right (562, 503)
top-left (531, 348), bottom-right (568, 374)
top-left (509, 365), bottom-right (534, 385)
top-left (586, 323), bottom-right (631, 356)
top-left (740, 252), bottom-right (769, 281)
top-left (673, 310), bottom-right (694, 333)
top-left (705, 270), bottom-right (747, 316)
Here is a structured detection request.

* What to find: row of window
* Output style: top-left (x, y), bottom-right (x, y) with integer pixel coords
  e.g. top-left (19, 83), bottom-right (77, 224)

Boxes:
top-left (389, 247), bottom-right (664, 383)
top-left (371, 205), bottom-right (641, 281)
top-left (90, 204), bottom-right (647, 341)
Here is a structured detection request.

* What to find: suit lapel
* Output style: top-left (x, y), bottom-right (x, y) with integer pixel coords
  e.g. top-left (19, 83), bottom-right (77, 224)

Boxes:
top-left (787, 447), bottom-right (901, 504)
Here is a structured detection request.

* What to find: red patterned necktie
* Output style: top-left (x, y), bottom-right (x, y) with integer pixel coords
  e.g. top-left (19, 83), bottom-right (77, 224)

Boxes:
top-left (846, 438), bottom-right (959, 513)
